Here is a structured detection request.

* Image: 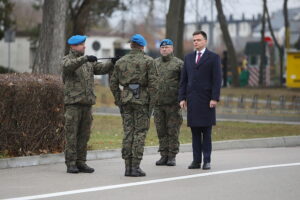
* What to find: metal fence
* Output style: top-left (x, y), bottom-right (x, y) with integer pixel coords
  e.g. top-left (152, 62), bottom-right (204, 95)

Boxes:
top-left (219, 95), bottom-right (300, 114)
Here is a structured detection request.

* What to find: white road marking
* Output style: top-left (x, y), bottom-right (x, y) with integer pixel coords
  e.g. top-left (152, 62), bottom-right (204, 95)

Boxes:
top-left (4, 162), bottom-right (300, 200)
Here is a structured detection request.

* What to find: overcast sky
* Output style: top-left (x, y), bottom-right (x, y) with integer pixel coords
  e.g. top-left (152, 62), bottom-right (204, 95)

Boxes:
top-left (108, 0), bottom-right (300, 28)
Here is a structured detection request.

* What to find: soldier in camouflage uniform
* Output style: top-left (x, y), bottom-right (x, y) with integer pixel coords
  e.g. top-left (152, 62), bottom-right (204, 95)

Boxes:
top-left (110, 34), bottom-right (157, 177)
top-left (154, 39), bottom-right (183, 166)
top-left (62, 35), bottom-right (115, 173)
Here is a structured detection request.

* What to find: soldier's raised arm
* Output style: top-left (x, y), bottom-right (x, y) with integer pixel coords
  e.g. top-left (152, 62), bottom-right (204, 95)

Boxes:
top-left (62, 55), bottom-right (88, 74)
top-left (93, 61), bottom-right (114, 75)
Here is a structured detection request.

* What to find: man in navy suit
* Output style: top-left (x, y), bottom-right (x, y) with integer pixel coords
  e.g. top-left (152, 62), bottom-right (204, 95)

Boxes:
top-left (179, 31), bottom-right (222, 170)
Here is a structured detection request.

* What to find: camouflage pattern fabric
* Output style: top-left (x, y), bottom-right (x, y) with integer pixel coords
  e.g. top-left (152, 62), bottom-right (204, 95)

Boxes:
top-left (153, 54), bottom-right (183, 157)
top-left (154, 104), bottom-right (182, 157)
top-left (61, 49), bottom-right (113, 166)
top-left (64, 105), bottom-right (92, 166)
top-left (110, 48), bottom-right (157, 163)
top-left (121, 104), bottom-right (149, 161)
top-left (154, 54), bottom-right (183, 105)
top-left (110, 49), bottom-right (157, 106)
top-left (62, 49), bottom-right (113, 105)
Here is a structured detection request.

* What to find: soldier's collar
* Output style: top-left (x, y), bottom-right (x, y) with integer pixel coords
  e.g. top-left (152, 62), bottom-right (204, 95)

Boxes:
top-left (130, 48), bottom-right (144, 54)
top-left (162, 53), bottom-right (173, 62)
top-left (70, 49), bottom-right (84, 57)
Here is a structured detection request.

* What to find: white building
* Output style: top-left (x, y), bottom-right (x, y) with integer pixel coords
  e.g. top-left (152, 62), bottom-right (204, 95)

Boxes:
top-left (0, 37), bottom-right (31, 72)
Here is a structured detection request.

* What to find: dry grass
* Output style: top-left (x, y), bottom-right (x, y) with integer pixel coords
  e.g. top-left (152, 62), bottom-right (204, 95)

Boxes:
top-left (88, 115), bottom-right (300, 150)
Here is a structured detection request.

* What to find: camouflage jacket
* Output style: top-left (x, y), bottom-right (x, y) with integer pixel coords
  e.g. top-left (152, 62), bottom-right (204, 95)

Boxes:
top-left (110, 49), bottom-right (157, 106)
top-left (154, 54), bottom-right (183, 105)
top-left (62, 49), bottom-right (113, 105)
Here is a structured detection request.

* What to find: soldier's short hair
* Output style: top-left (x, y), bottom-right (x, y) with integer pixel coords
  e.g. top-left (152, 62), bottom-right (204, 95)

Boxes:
top-left (131, 42), bottom-right (144, 49)
top-left (193, 31), bottom-right (207, 40)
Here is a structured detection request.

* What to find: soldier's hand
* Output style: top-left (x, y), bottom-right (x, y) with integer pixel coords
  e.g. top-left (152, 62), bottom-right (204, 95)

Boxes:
top-left (179, 100), bottom-right (187, 110)
top-left (87, 55), bottom-right (97, 62)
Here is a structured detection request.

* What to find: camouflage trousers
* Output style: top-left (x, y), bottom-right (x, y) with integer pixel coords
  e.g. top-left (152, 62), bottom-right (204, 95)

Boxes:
top-left (154, 104), bottom-right (183, 157)
top-left (64, 104), bottom-right (92, 167)
top-left (121, 103), bottom-right (150, 164)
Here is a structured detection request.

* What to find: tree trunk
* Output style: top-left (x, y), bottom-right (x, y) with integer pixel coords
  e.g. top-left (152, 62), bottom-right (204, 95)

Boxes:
top-left (145, 0), bottom-right (155, 34)
top-left (166, 0), bottom-right (185, 59)
top-left (215, 0), bottom-right (239, 87)
top-left (283, 0), bottom-right (289, 49)
top-left (66, 0), bottom-right (94, 39)
top-left (265, 2), bottom-right (284, 86)
top-left (282, 0), bottom-right (289, 86)
top-left (32, 0), bottom-right (67, 74)
top-left (259, 0), bottom-right (267, 86)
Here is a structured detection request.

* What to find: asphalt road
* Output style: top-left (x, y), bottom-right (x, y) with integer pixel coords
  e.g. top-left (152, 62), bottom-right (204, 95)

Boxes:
top-left (1, 147), bottom-right (300, 200)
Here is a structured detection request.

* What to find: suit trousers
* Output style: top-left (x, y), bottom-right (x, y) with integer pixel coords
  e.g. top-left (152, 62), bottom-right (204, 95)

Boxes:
top-left (190, 126), bottom-right (212, 163)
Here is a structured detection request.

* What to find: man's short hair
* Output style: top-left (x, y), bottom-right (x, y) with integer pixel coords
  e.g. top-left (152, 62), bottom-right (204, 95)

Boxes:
top-left (193, 31), bottom-right (207, 40)
top-left (130, 42), bottom-right (144, 49)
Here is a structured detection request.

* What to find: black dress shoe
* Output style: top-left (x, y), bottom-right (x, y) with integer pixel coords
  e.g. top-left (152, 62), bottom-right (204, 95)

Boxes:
top-left (67, 165), bottom-right (79, 173)
top-left (156, 156), bottom-right (168, 166)
top-left (188, 161), bottom-right (201, 169)
top-left (202, 163), bottom-right (211, 170)
top-left (77, 164), bottom-right (95, 173)
top-left (166, 157), bottom-right (176, 166)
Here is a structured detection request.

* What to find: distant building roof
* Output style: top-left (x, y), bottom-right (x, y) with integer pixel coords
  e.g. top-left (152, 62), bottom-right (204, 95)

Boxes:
top-left (254, 7), bottom-right (300, 32)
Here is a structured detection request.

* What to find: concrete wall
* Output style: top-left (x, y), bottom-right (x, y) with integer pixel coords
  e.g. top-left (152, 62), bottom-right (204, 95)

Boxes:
top-left (0, 37), bottom-right (31, 72)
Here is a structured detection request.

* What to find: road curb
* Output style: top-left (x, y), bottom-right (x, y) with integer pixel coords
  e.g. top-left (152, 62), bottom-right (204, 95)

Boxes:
top-left (1, 136), bottom-right (300, 169)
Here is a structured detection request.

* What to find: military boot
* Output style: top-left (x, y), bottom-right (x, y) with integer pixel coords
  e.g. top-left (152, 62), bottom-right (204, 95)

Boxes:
top-left (77, 163), bottom-right (95, 173)
top-left (124, 159), bottom-right (131, 176)
top-left (131, 167), bottom-right (146, 177)
top-left (67, 165), bottom-right (79, 173)
top-left (155, 156), bottom-right (168, 166)
top-left (130, 159), bottom-right (146, 177)
top-left (166, 156), bottom-right (176, 166)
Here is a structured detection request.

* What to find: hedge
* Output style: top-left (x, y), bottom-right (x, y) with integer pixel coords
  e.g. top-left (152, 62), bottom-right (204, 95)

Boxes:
top-left (0, 73), bottom-right (65, 157)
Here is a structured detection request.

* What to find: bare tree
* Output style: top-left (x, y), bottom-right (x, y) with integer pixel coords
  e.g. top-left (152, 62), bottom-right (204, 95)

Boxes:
top-left (265, 1), bottom-right (284, 86)
top-left (215, 0), bottom-right (239, 87)
top-left (259, 0), bottom-right (267, 86)
top-left (166, 0), bottom-right (185, 59)
top-left (32, 0), bottom-right (67, 74)
top-left (283, 0), bottom-right (289, 49)
top-left (145, 0), bottom-right (154, 25)
top-left (66, 0), bottom-right (120, 39)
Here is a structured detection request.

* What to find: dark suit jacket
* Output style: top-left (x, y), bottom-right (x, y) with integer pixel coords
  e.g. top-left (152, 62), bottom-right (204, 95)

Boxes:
top-left (178, 49), bottom-right (222, 127)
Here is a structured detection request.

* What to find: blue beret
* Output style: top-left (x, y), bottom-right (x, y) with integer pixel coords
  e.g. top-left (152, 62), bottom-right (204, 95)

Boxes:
top-left (160, 39), bottom-right (173, 47)
top-left (130, 34), bottom-right (147, 47)
top-left (67, 35), bottom-right (87, 45)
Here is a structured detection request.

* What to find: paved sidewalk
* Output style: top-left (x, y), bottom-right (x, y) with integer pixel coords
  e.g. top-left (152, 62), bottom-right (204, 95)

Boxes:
top-left (1, 147), bottom-right (300, 200)
top-left (1, 136), bottom-right (300, 169)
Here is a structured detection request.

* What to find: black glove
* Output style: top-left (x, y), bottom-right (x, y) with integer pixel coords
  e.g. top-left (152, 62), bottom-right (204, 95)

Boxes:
top-left (111, 56), bottom-right (121, 65)
top-left (87, 55), bottom-right (97, 62)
